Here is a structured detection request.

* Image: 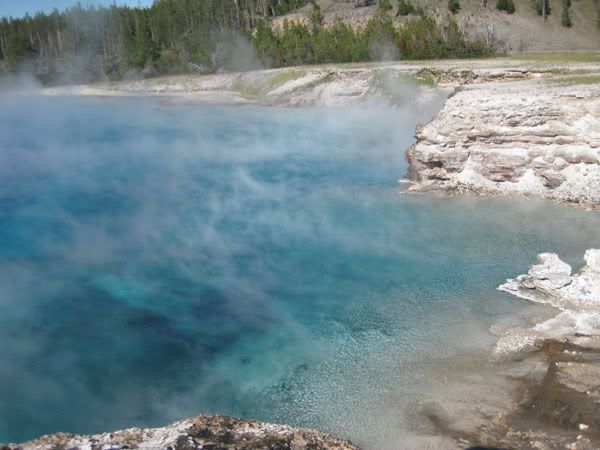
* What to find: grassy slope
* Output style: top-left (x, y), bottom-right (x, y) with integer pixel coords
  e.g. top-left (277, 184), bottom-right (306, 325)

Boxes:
top-left (273, 0), bottom-right (600, 52)
top-left (508, 51), bottom-right (600, 61)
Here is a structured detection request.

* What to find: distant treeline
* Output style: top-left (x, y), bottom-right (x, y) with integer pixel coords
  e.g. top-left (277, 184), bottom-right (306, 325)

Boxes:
top-left (254, 8), bottom-right (493, 67)
top-left (0, 0), bottom-right (493, 84)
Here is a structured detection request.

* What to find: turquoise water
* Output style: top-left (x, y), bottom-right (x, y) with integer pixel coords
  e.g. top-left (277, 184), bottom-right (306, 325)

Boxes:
top-left (0, 94), bottom-right (599, 447)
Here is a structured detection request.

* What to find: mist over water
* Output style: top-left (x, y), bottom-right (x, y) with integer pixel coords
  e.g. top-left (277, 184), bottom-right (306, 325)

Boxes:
top-left (0, 93), bottom-right (599, 448)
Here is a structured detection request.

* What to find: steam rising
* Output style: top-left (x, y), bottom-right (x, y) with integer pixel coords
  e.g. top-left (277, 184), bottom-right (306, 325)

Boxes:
top-left (0, 90), bottom-right (598, 448)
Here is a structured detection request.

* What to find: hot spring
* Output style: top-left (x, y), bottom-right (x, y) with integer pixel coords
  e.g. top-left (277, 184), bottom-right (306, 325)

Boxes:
top-left (0, 93), bottom-right (599, 448)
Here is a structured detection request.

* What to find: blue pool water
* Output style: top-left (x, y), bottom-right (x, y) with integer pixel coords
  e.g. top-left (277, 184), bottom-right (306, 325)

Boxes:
top-left (0, 94), bottom-right (598, 447)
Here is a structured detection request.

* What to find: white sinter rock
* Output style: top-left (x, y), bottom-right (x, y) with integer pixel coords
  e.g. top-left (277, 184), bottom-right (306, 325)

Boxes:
top-left (406, 81), bottom-right (600, 207)
top-left (1, 415), bottom-right (359, 450)
top-left (494, 250), bottom-right (600, 360)
top-left (498, 250), bottom-right (600, 312)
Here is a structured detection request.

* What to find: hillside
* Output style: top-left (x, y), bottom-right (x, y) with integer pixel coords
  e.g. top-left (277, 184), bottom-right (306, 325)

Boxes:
top-left (0, 0), bottom-right (490, 84)
top-left (0, 0), bottom-right (597, 84)
top-left (274, 0), bottom-right (600, 51)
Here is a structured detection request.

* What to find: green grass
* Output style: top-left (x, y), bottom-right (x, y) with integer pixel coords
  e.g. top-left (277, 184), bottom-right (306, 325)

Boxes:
top-left (373, 70), bottom-right (439, 93)
top-left (552, 74), bottom-right (600, 85)
top-left (415, 74), bottom-right (436, 86)
top-left (265, 69), bottom-right (307, 90)
top-left (237, 84), bottom-right (263, 98)
top-left (296, 71), bottom-right (335, 92)
top-left (234, 69), bottom-right (307, 99)
top-left (507, 52), bottom-right (600, 63)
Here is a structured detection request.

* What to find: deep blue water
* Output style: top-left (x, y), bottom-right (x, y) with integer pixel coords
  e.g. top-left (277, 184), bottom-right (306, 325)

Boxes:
top-left (0, 94), bottom-right (599, 447)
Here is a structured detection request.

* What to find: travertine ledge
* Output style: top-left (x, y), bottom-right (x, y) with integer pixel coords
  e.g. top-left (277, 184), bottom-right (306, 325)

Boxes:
top-left (44, 58), bottom-right (599, 108)
top-left (406, 79), bottom-right (600, 207)
top-left (1, 414), bottom-right (359, 450)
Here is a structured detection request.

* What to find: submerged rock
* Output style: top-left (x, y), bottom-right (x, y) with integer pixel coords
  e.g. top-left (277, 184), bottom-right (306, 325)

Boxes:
top-left (1, 414), bottom-right (359, 450)
top-left (488, 251), bottom-right (600, 443)
top-left (429, 251), bottom-right (600, 449)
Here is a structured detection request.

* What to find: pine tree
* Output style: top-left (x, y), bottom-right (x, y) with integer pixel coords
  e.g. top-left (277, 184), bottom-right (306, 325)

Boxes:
top-left (309, 1), bottom-right (324, 34)
top-left (448, 0), bottom-right (461, 14)
top-left (496, 0), bottom-right (515, 13)
top-left (534, 0), bottom-right (551, 20)
top-left (0, 0), bottom-right (493, 81)
top-left (561, 0), bottom-right (572, 26)
top-left (5, 32), bottom-right (31, 70)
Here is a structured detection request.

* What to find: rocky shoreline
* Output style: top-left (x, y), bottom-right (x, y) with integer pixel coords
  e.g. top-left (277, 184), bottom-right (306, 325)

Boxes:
top-left (400, 64), bottom-right (600, 450)
top-left (427, 250), bottom-right (600, 449)
top-left (44, 57), bottom-right (599, 107)
top-left (401, 64), bottom-right (600, 450)
top-left (405, 76), bottom-right (600, 208)
top-left (0, 415), bottom-right (359, 450)
top-left (47, 58), bottom-right (600, 208)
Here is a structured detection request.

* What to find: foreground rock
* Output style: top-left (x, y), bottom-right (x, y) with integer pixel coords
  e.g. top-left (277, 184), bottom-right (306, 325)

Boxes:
top-left (495, 249), bottom-right (600, 359)
top-left (406, 79), bottom-right (600, 207)
top-left (1, 414), bottom-right (359, 450)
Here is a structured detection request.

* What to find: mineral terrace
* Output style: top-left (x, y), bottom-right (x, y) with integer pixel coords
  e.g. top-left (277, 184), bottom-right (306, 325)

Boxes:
top-left (406, 78), bottom-right (600, 207)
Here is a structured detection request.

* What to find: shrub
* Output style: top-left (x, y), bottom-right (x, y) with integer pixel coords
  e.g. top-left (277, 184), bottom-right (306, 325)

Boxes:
top-left (397, 0), bottom-right (416, 15)
top-left (252, 13), bottom-right (495, 67)
top-left (533, 0), bottom-right (551, 16)
top-left (378, 0), bottom-right (393, 11)
top-left (561, 0), bottom-right (572, 26)
top-left (309, 0), bottom-right (324, 33)
top-left (496, 0), bottom-right (516, 13)
top-left (448, 0), bottom-right (461, 13)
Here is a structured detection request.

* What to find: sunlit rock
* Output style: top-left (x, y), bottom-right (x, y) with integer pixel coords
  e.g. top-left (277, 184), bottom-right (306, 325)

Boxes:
top-left (1, 415), bottom-right (359, 450)
top-left (495, 250), bottom-right (600, 360)
top-left (499, 251), bottom-right (600, 312)
top-left (406, 81), bottom-right (600, 207)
